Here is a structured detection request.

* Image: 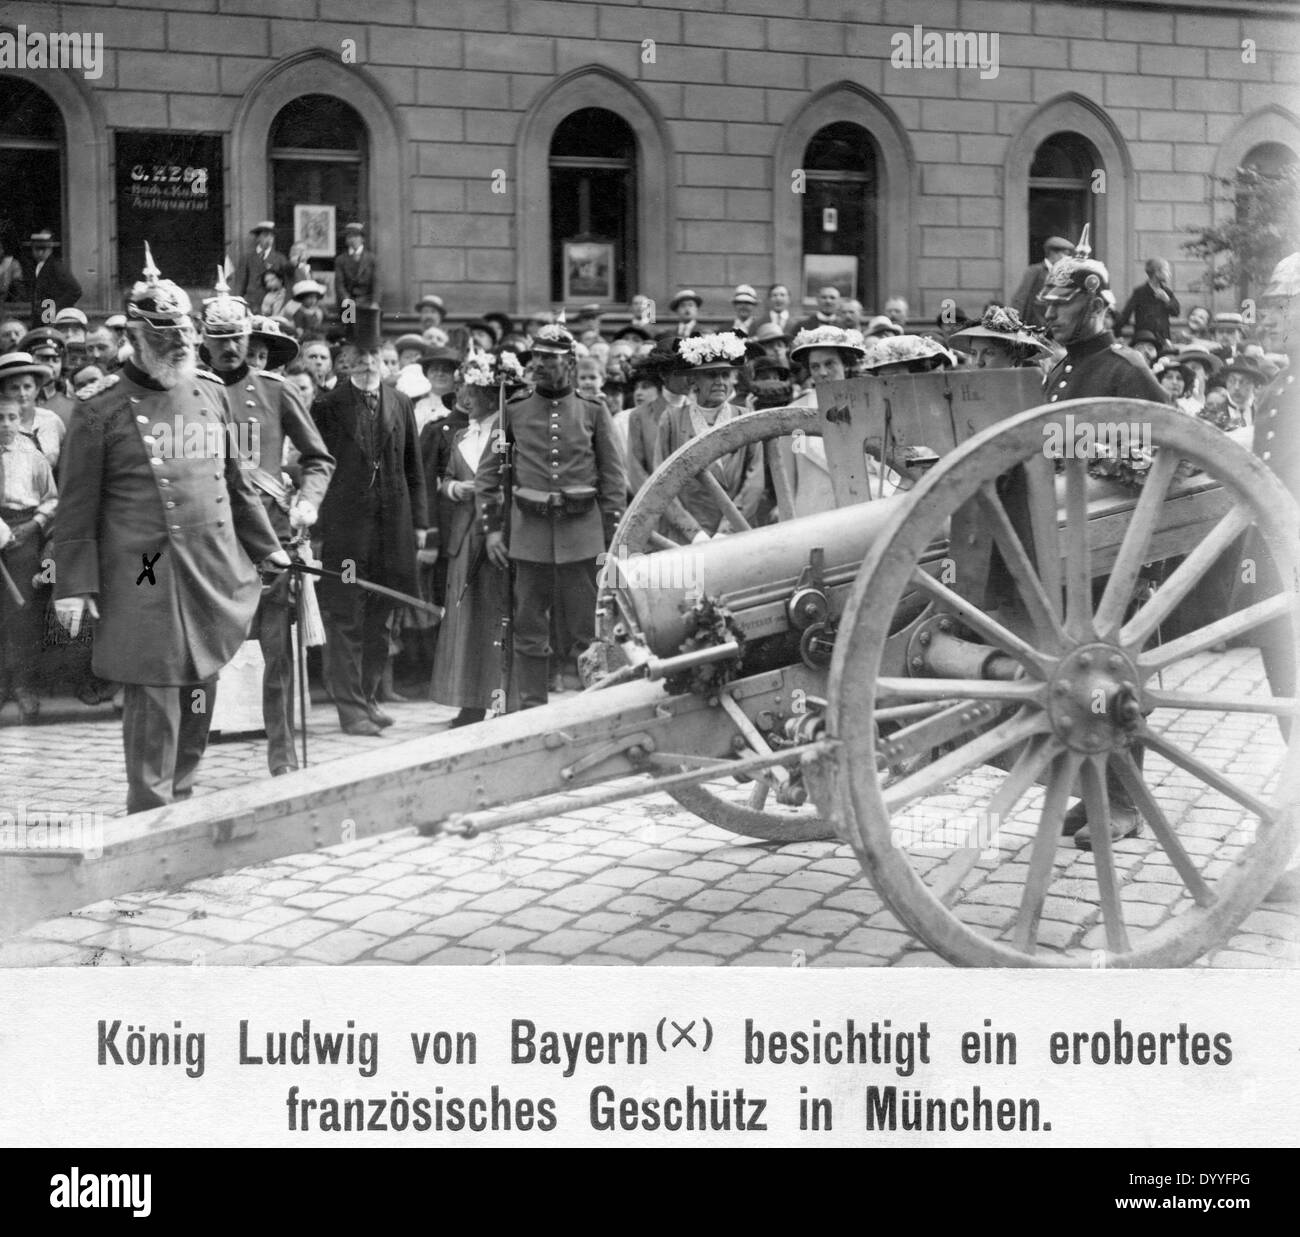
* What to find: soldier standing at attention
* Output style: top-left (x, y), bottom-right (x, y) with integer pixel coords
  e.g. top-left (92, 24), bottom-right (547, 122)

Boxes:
top-left (52, 249), bottom-right (289, 813)
top-left (1038, 226), bottom-right (1170, 850)
top-left (476, 321), bottom-right (626, 709)
top-left (200, 271), bottom-right (335, 776)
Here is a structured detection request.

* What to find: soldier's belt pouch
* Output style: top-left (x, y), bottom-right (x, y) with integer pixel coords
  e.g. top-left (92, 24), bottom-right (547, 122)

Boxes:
top-left (560, 486), bottom-right (597, 516)
top-left (514, 488), bottom-right (555, 517)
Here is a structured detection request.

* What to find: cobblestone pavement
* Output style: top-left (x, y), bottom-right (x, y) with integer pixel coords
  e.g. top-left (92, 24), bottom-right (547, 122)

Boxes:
top-left (1, 649), bottom-right (1296, 969)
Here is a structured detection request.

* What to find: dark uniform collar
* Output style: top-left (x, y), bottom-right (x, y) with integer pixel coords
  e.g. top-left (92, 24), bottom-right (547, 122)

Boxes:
top-left (208, 362), bottom-right (249, 386)
top-left (1065, 330), bottom-right (1118, 360)
top-left (122, 360), bottom-right (170, 392)
top-left (535, 384), bottom-right (572, 399)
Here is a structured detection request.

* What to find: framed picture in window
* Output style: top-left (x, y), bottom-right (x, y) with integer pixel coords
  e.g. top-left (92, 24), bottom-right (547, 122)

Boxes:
top-left (562, 240), bottom-right (615, 303)
top-left (294, 204), bottom-right (336, 259)
top-left (803, 254), bottom-right (858, 303)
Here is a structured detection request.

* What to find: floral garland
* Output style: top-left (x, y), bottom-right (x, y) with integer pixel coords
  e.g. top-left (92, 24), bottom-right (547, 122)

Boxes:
top-left (679, 331), bottom-right (748, 367)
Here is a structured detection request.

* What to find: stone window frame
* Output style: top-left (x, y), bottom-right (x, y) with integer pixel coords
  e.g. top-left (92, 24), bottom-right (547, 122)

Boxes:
top-left (0, 65), bottom-right (108, 308)
top-left (230, 51), bottom-right (406, 309)
top-left (772, 82), bottom-right (915, 317)
top-left (515, 65), bottom-right (674, 314)
top-left (1003, 93), bottom-right (1132, 304)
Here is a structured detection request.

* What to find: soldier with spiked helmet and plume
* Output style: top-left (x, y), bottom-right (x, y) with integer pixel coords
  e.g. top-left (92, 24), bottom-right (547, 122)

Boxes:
top-left (52, 245), bottom-right (290, 813)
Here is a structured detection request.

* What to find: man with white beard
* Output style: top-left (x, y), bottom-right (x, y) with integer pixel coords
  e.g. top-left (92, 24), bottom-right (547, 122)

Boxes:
top-left (53, 248), bottom-right (290, 813)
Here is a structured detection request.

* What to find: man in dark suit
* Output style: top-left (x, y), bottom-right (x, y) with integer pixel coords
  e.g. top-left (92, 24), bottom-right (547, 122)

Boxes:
top-left (313, 305), bottom-right (428, 735)
top-left (335, 221), bottom-right (378, 309)
top-left (21, 231), bottom-right (81, 317)
top-left (201, 273), bottom-right (335, 773)
top-left (52, 249), bottom-right (288, 813)
top-left (231, 222), bottom-right (288, 306)
top-left (1009, 235), bottom-right (1074, 329)
top-left (476, 321), bottom-right (626, 709)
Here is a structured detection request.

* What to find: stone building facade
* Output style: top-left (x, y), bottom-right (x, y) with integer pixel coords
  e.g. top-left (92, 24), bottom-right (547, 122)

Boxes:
top-left (1, 0), bottom-right (1297, 322)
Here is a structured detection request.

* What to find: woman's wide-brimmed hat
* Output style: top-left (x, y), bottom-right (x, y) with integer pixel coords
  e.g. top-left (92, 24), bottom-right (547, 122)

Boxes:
top-left (788, 323), bottom-right (868, 363)
top-left (292, 279), bottom-right (326, 299)
top-left (248, 315), bottom-right (299, 368)
top-left (0, 351), bottom-right (53, 384)
top-left (1153, 355), bottom-right (1196, 390)
top-left (1176, 346), bottom-right (1223, 375)
top-left (949, 305), bottom-right (1051, 357)
top-left (860, 334), bottom-right (957, 372)
top-left (677, 330), bottom-right (749, 371)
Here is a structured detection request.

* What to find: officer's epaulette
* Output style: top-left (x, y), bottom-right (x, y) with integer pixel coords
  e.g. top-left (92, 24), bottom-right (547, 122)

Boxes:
top-left (506, 388), bottom-right (531, 402)
top-left (258, 369), bottom-right (284, 382)
top-left (76, 372), bottom-right (120, 401)
top-left (194, 368), bottom-right (224, 383)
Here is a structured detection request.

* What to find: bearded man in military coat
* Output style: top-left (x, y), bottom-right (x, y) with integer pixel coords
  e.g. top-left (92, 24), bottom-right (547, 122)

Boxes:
top-left (53, 249), bottom-right (289, 813)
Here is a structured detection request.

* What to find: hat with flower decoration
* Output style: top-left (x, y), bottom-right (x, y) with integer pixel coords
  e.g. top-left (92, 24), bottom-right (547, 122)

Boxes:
top-left (678, 330), bottom-right (749, 371)
top-left (1262, 252), bottom-right (1300, 301)
top-left (248, 314), bottom-right (300, 369)
top-left (459, 341), bottom-right (526, 387)
top-left (860, 333), bottom-right (957, 372)
top-left (201, 266), bottom-right (252, 337)
top-left (125, 243), bottom-right (194, 330)
top-left (789, 323), bottom-right (868, 363)
top-left (950, 305), bottom-right (1051, 356)
top-left (1038, 224), bottom-right (1110, 304)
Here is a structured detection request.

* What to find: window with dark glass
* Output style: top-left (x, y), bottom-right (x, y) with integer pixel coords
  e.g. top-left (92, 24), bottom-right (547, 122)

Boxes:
top-left (0, 77), bottom-right (64, 268)
top-left (549, 108), bottom-right (637, 304)
top-left (269, 95), bottom-right (368, 281)
top-left (801, 121), bottom-right (877, 308)
top-left (1027, 132), bottom-right (1098, 263)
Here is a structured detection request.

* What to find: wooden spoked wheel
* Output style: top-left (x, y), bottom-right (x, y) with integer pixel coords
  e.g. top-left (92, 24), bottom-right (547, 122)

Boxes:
top-left (601, 405), bottom-right (836, 843)
top-left (825, 398), bottom-right (1300, 966)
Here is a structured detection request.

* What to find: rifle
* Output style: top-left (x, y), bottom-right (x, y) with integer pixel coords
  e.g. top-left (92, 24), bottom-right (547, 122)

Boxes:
top-left (496, 380), bottom-right (515, 711)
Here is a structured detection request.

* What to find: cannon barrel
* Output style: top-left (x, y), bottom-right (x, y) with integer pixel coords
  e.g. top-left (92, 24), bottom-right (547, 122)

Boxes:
top-left (606, 497), bottom-right (915, 656)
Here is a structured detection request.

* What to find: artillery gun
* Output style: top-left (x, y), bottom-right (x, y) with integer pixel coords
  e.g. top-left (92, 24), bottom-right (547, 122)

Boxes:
top-left (3, 369), bottom-right (1296, 967)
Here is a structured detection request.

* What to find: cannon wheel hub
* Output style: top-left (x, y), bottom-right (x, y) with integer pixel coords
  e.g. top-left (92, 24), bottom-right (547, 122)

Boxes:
top-left (1046, 642), bottom-right (1142, 754)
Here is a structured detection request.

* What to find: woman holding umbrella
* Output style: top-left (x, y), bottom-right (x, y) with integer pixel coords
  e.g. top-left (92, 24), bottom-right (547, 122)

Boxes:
top-left (430, 346), bottom-right (525, 727)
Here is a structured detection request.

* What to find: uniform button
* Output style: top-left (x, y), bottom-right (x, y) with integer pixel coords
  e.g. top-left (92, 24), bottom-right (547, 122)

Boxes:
top-left (1058, 381), bottom-right (1067, 388)
top-left (159, 479), bottom-right (170, 487)
top-left (215, 495), bottom-right (224, 503)
top-left (1064, 365), bottom-right (1072, 372)
top-left (143, 435), bottom-right (155, 443)
top-left (246, 401), bottom-right (256, 407)
top-left (216, 519), bottom-right (225, 527)
top-left (136, 414), bottom-right (147, 423)
top-left (214, 473), bottom-right (221, 480)
top-left (151, 457), bottom-right (163, 466)
top-left (170, 524), bottom-right (180, 531)
top-left (166, 501), bottom-right (176, 509)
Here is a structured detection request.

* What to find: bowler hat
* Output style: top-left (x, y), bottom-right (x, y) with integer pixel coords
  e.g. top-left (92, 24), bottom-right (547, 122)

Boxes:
top-left (1221, 358), bottom-right (1267, 385)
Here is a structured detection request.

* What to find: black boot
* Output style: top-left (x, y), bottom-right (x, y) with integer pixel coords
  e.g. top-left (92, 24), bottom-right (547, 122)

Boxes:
top-left (1063, 745), bottom-right (1144, 849)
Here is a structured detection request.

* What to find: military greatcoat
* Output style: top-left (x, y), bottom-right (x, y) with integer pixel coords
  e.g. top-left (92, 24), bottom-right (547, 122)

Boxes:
top-left (53, 362), bottom-right (282, 685)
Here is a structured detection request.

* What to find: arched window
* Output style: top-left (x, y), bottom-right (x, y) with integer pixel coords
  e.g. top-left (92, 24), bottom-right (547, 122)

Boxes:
top-left (548, 107), bottom-right (636, 304)
top-left (269, 95), bottom-right (368, 281)
top-left (0, 77), bottom-right (65, 262)
top-left (1027, 132), bottom-right (1098, 264)
top-left (801, 121), bottom-right (876, 308)
top-left (1233, 141), bottom-right (1299, 300)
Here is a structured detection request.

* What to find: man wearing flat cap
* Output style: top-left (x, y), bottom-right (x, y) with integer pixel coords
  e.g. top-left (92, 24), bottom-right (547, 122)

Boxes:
top-left (21, 231), bottom-right (81, 316)
top-left (1010, 236), bottom-right (1074, 330)
top-left (336, 222), bottom-right (378, 309)
top-left (476, 320), bottom-right (626, 708)
top-left (201, 269), bottom-right (335, 775)
top-left (232, 222), bottom-right (288, 307)
top-left (53, 246), bottom-right (290, 813)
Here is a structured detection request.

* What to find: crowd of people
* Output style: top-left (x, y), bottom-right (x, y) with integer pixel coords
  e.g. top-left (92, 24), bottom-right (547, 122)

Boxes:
top-left (0, 220), bottom-right (1295, 825)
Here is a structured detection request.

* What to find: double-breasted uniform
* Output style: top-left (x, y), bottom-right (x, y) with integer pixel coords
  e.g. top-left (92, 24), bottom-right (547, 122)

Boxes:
top-left (313, 380), bottom-right (427, 728)
top-left (53, 361), bottom-right (282, 810)
top-left (475, 384), bottom-right (626, 707)
top-left (215, 363), bottom-right (334, 771)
